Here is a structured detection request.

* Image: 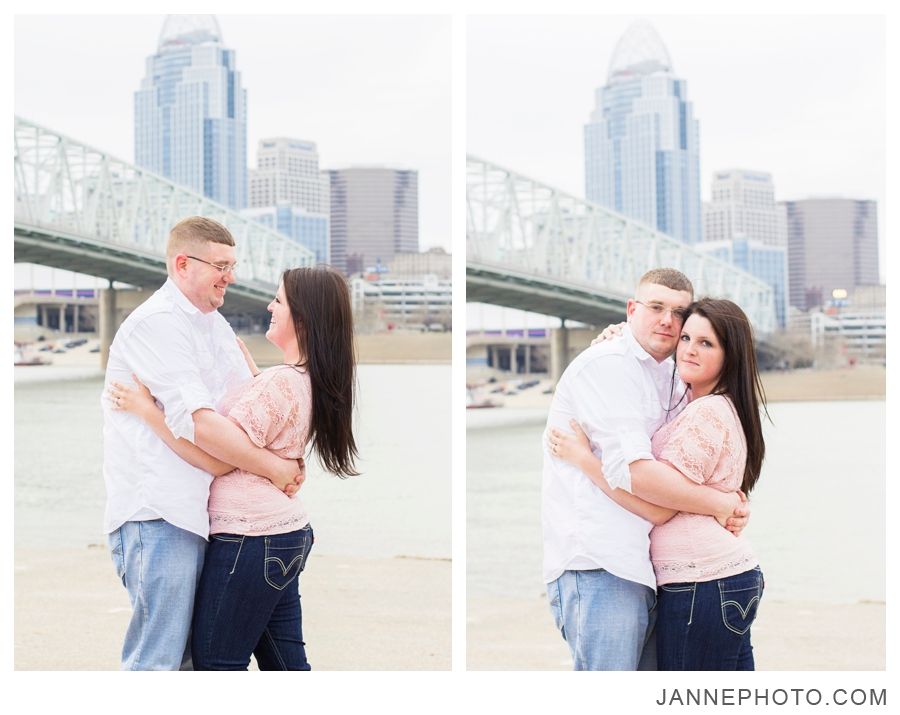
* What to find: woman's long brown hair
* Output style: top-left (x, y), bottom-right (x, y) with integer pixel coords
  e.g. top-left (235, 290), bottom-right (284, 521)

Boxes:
top-left (680, 298), bottom-right (769, 494)
top-left (282, 267), bottom-right (359, 478)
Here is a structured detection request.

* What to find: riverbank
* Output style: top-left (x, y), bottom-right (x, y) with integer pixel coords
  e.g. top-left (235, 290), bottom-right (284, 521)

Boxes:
top-left (467, 595), bottom-right (885, 670)
top-left (243, 331), bottom-right (451, 365)
top-left (14, 329), bottom-right (451, 371)
top-left (468, 365), bottom-right (885, 409)
top-left (14, 546), bottom-right (450, 670)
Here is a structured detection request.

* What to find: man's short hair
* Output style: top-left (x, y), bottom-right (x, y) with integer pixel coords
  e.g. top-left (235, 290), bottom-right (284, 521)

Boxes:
top-left (637, 268), bottom-right (693, 297)
top-left (166, 216), bottom-right (235, 261)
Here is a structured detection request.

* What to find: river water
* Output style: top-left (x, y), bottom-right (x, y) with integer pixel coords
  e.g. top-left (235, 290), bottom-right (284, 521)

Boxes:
top-left (15, 363), bottom-right (450, 559)
top-left (467, 400), bottom-right (885, 605)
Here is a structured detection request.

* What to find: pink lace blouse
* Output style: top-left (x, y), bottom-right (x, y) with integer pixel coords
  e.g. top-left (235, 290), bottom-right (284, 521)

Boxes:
top-left (649, 394), bottom-right (758, 585)
top-left (207, 365), bottom-right (312, 536)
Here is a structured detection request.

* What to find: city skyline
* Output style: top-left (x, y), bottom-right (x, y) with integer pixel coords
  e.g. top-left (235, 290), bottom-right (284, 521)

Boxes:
top-left (468, 14), bottom-right (885, 328)
top-left (14, 14), bottom-right (451, 290)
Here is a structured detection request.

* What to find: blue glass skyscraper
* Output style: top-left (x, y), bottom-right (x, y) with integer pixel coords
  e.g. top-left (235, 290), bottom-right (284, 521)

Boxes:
top-left (585, 21), bottom-right (701, 244)
top-left (243, 203), bottom-right (330, 265)
top-left (135, 15), bottom-right (247, 209)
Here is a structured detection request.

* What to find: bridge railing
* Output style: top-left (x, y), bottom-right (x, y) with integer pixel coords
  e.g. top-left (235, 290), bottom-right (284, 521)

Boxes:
top-left (14, 117), bottom-right (315, 286)
top-left (467, 156), bottom-right (776, 333)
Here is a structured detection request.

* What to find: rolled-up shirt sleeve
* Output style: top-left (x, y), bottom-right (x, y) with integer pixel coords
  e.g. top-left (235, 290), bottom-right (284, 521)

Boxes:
top-left (574, 358), bottom-right (654, 494)
top-left (117, 312), bottom-right (216, 443)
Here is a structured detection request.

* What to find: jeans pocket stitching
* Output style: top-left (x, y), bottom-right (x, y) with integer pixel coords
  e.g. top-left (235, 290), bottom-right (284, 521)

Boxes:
top-left (264, 540), bottom-right (308, 591)
top-left (228, 535), bottom-right (245, 575)
top-left (659, 585), bottom-right (694, 593)
top-left (719, 578), bottom-right (761, 635)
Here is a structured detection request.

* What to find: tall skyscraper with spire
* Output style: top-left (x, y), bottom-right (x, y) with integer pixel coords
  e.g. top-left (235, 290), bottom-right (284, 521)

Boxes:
top-left (135, 15), bottom-right (247, 209)
top-left (584, 21), bottom-right (701, 244)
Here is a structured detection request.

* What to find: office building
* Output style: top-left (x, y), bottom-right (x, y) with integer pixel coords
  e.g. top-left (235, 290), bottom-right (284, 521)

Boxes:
top-left (780, 198), bottom-right (879, 311)
top-left (248, 137), bottom-right (330, 215)
top-left (241, 203), bottom-right (329, 265)
top-left (699, 169), bottom-right (789, 326)
top-left (350, 274), bottom-right (450, 331)
top-left (329, 167), bottom-right (418, 275)
top-left (585, 20), bottom-right (701, 243)
top-left (135, 15), bottom-right (247, 209)
top-left (703, 170), bottom-right (786, 246)
top-left (388, 247), bottom-right (451, 280)
top-left (695, 238), bottom-right (789, 328)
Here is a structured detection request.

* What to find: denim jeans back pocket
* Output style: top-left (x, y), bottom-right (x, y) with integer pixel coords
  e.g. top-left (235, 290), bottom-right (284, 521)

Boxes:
top-left (718, 568), bottom-right (763, 635)
top-left (264, 530), bottom-right (312, 591)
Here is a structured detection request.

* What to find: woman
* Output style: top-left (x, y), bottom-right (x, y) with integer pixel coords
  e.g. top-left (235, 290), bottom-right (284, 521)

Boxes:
top-left (108, 266), bottom-right (358, 670)
top-left (549, 298), bottom-right (766, 670)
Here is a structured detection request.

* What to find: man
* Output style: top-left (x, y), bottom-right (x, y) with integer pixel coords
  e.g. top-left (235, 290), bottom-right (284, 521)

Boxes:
top-left (542, 268), bottom-right (748, 670)
top-left (102, 216), bottom-right (303, 670)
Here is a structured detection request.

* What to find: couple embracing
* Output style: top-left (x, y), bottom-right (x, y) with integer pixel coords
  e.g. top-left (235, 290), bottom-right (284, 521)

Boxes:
top-left (543, 267), bottom-right (767, 671)
top-left (102, 216), bottom-right (357, 670)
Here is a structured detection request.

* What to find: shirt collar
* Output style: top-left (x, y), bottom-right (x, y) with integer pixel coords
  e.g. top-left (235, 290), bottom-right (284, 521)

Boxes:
top-left (623, 323), bottom-right (676, 370)
top-left (162, 277), bottom-right (206, 317)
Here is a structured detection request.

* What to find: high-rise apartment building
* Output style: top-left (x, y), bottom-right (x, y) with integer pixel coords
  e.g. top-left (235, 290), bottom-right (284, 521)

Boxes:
top-left (248, 138), bottom-right (330, 215)
top-left (135, 15), bottom-right (247, 209)
top-left (328, 167), bottom-right (419, 275)
top-left (780, 198), bottom-right (879, 311)
top-left (585, 20), bottom-right (701, 243)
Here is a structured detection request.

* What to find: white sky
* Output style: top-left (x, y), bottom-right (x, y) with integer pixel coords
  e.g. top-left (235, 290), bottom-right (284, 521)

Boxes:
top-left (14, 14), bottom-right (451, 288)
top-left (467, 13), bottom-right (886, 329)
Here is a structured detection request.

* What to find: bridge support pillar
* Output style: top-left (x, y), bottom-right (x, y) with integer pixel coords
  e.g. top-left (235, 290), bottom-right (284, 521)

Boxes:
top-left (99, 286), bottom-right (117, 370)
top-left (550, 326), bottom-right (570, 383)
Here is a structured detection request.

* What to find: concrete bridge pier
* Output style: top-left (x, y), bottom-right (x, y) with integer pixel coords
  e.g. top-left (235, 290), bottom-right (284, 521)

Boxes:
top-left (550, 321), bottom-right (570, 383)
top-left (99, 283), bottom-right (117, 370)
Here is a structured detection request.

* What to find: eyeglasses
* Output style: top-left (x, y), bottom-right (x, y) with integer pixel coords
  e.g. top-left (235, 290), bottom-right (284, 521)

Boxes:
top-left (635, 300), bottom-right (687, 323)
top-left (186, 255), bottom-right (238, 275)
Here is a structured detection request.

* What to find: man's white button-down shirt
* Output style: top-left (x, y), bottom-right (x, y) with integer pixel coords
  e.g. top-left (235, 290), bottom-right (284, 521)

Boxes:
top-left (541, 325), bottom-right (687, 589)
top-left (102, 279), bottom-right (253, 539)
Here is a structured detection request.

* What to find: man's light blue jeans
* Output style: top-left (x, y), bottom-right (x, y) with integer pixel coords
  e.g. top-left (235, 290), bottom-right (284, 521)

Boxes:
top-left (548, 568), bottom-right (657, 670)
top-left (108, 519), bottom-right (207, 670)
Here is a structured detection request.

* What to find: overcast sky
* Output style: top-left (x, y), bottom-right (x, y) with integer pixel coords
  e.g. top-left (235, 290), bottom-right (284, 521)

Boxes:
top-left (14, 14), bottom-right (451, 288)
top-left (467, 14), bottom-right (886, 328)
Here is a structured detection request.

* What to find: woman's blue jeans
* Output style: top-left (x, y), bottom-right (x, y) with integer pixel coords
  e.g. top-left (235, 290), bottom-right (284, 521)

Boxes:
top-left (191, 525), bottom-right (314, 670)
top-left (656, 566), bottom-right (764, 671)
